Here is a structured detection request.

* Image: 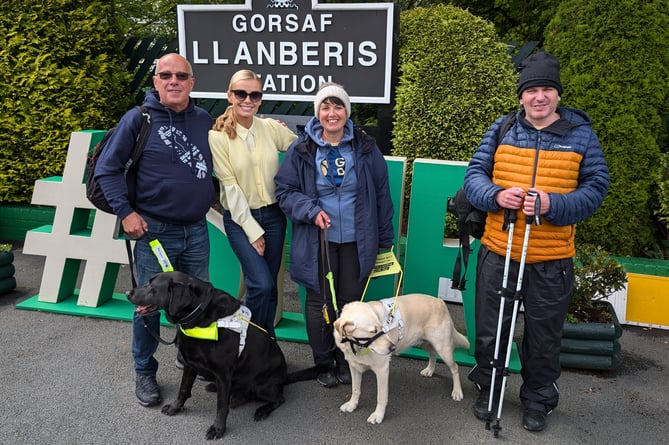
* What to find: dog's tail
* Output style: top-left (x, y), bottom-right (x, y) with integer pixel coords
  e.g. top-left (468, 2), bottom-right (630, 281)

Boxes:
top-left (285, 366), bottom-right (322, 384)
top-left (453, 328), bottom-right (470, 350)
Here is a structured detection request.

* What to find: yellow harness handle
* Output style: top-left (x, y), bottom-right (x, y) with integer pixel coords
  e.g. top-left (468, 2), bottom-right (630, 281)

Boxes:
top-left (361, 247), bottom-right (403, 316)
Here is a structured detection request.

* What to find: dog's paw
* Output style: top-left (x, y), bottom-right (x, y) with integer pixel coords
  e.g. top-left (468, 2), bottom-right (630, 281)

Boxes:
top-left (420, 367), bottom-right (434, 377)
top-left (340, 400), bottom-right (358, 413)
top-left (367, 410), bottom-right (385, 424)
top-left (253, 405), bottom-right (272, 421)
top-left (451, 388), bottom-right (464, 401)
top-left (161, 403), bottom-right (182, 416)
top-left (205, 425), bottom-right (225, 440)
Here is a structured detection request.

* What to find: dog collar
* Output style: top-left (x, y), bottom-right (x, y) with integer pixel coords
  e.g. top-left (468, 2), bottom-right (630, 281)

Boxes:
top-left (344, 299), bottom-right (404, 356)
top-left (180, 306), bottom-right (252, 356)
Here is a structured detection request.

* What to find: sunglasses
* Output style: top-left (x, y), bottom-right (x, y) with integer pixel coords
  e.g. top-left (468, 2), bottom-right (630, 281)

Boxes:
top-left (231, 89), bottom-right (263, 102)
top-left (156, 72), bottom-right (191, 81)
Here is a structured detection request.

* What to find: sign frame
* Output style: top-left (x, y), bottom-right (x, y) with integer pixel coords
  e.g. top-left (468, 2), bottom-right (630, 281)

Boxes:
top-left (177, 0), bottom-right (395, 104)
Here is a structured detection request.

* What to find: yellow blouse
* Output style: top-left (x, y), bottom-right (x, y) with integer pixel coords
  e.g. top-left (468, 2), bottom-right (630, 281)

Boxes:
top-left (209, 116), bottom-right (297, 243)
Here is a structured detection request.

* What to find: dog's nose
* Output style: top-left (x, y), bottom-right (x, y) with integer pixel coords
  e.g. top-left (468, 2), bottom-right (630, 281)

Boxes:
top-left (388, 344), bottom-right (396, 353)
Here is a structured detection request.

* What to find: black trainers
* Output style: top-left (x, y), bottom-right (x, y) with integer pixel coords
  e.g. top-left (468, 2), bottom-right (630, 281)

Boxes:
top-left (473, 385), bottom-right (502, 421)
top-left (523, 408), bottom-right (548, 432)
top-left (316, 370), bottom-right (339, 388)
top-left (336, 363), bottom-right (352, 385)
top-left (135, 374), bottom-right (161, 407)
top-left (473, 388), bottom-right (491, 421)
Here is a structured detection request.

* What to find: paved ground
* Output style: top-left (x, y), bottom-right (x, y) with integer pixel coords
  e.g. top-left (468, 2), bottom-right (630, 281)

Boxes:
top-left (1, 242), bottom-right (668, 444)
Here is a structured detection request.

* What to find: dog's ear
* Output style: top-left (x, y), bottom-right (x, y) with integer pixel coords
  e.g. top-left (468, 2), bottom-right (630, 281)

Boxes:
top-left (333, 318), bottom-right (343, 339)
top-left (338, 320), bottom-right (355, 341)
top-left (165, 277), bottom-right (180, 322)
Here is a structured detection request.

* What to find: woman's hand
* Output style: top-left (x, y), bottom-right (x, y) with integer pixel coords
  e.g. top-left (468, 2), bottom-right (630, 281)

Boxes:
top-left (314, 211), bottom-right (331, 229)
top-left (252, 235), bottom-right (266, 256)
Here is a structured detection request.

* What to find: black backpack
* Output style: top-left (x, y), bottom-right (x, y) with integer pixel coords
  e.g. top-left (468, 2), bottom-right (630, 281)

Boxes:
top-left (85, 106), bottom-right (151, 214)
top-left (448, 112), bottom-right (516, 291)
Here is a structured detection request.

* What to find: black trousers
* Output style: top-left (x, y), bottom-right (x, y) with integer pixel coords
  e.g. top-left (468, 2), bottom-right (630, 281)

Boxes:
top-left (468, 245), bottom-right (574, 413)
top-left (304, 241), bottom-right (366, 369)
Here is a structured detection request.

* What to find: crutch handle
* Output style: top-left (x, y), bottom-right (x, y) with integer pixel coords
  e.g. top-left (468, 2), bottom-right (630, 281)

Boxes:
top-left (502, 208), bottom-right (517, 231)
top-left (526, 191), bottom-right (541, 226)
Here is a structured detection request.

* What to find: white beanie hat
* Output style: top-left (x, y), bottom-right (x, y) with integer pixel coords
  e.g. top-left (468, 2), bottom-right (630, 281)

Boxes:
top-left (314, 82), bottom-right (351, 118)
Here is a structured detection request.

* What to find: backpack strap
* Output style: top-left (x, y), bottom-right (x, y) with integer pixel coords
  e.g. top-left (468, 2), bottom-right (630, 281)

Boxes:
top-left (126, 106), bottom-right (152, 289)
top-left (126, 106), bottom-right (151, 209)
top-left (497, 112), bottom-right (516, 146)
top-left (451, 189), bottom-right (472, 290)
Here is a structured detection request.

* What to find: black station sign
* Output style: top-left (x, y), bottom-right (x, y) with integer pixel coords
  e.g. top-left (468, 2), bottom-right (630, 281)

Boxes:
top-left (177, 0), bottom-right (395, 103)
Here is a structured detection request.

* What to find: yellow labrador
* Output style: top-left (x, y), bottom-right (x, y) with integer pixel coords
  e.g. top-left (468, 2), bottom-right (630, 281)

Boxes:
top-left (333, 293), bottom-right (470, 424)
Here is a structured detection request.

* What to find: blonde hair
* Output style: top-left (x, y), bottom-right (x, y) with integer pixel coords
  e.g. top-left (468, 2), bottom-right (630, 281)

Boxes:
top-left (212, 69), bottom-right (262, 139)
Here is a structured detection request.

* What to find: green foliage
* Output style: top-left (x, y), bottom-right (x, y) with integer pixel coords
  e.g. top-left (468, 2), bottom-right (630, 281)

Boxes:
top-left (450, 0), bottom-right (559, 41)
top-left (0, 0), bottom-right (133, 203)
top-left (567, 244), bottom-right (627, 323)
top-left (395, 0), bottom-right (559, 41)
top-left (116, 0), bottom-right (238, 37)
top-left (392, 4), bottom-right (517, 206)
top-left (545, 0), bottom-right (669, 256)
top-left (0, 243), bottom-right (12, 253)
top-left (657, 151), bottom-right (669, 236)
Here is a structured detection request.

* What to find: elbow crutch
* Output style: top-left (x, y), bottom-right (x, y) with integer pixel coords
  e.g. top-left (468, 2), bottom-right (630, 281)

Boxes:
top-left (486, 192), bottom-right (541, 438)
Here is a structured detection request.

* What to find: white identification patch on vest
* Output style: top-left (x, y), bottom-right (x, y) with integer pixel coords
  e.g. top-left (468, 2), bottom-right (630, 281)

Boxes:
top-left (380, 297), bottom-right (403, 341)
top-left (217, 305), bottom-right (252, 356)
top-left (180, 305), bottom-right (252, 357)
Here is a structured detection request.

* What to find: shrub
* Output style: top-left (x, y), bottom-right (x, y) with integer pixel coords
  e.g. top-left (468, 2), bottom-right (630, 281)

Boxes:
top-left (392, 4), bottom-right (518, 209)
top-left (393, 4), bottom-right (518, 163)
top-left (568, 244), bottom-right (627, 323)
top-left (545, 0), bottom-right (669, 256)
top-left (0, 0), bottom-right (133, 203)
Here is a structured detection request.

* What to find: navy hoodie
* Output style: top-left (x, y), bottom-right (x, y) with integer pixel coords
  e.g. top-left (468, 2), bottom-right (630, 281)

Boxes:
top-left (94, 90), bottom-right (214, 224)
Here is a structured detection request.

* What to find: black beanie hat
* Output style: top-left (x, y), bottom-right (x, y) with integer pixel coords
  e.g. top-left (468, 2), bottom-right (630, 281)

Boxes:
top-left (516, 52), bottom-right (563, 98)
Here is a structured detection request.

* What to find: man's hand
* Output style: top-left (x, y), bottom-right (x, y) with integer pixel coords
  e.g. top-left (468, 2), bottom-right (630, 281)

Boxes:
top-left (496, 186), bottom-right (526, 209)
top-left (523, 188), bottom-right (550, 216)
top-left (121, 212), bottom-right (148, 239)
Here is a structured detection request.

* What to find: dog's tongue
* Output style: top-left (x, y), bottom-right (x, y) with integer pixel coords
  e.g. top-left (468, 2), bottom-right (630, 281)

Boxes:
top-left (135, 305), bottom-right (158, 315)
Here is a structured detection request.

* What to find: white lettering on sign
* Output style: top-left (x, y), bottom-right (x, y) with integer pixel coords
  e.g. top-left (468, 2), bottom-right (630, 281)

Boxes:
top-left (193, 41), bottom-right (208, 64)
top-left (260, 74), bottom-right (332, 93)
top-left (177, 2), bottom-right (394, 100)
top-left (194, 41), bottom-right (377, 67)
top-left (213, 42), bottom-right (228, 64)
top-left (232, 13), bottom-right (333, 33)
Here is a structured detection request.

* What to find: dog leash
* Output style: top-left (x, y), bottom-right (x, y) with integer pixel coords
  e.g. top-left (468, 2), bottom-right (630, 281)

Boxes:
top-left (320, 227), bottom-right (338, 324)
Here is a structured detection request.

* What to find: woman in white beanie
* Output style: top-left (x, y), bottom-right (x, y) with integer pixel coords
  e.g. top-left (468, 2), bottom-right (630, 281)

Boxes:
top-left (209, 69), bottom-right (297, 338)
top-left (275, 82), bottom-right (395, 387)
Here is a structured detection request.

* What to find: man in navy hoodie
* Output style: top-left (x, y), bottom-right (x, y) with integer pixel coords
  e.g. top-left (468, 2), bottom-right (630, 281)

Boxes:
top-left (95, 53), bottom-right (214, 407)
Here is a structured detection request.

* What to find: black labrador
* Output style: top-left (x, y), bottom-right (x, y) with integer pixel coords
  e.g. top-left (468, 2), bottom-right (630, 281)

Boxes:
top-left (127, 271), bottom-right (313, 440)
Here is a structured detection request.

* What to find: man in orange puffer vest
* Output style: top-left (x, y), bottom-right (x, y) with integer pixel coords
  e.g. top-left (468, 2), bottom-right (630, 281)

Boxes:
top-left (464, 51), bottom-right (610, 433)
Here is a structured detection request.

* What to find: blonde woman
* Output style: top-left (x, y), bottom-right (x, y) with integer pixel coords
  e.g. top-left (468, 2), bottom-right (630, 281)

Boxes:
top-left (209, 69), bottom-right (297, 337)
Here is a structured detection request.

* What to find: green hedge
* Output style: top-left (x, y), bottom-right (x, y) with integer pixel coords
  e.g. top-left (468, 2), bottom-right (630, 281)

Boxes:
top-left (393, 5), bottom-right (517, 164)
top-left (545, 0), bottom-right (669, 256)
top-left (392, 5), bottom-right (517, 209)
top-left (0, 0), bottom-right (133, 204)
